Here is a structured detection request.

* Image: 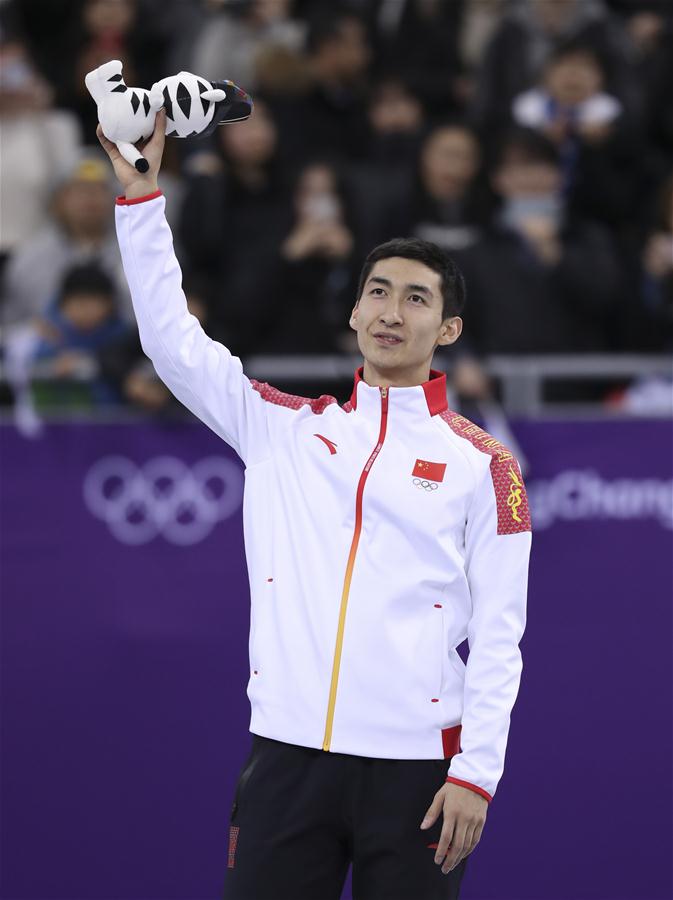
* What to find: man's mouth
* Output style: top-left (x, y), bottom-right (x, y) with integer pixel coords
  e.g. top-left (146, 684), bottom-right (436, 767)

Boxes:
top-left (373, 332), bottom-right (403, 345)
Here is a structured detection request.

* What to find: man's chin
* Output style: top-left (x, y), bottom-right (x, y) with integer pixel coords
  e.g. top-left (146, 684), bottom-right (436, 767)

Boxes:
top-left (365, 353), bottom-right (411, 373)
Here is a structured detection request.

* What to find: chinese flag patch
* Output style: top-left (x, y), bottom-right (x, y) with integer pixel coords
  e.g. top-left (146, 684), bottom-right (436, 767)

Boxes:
top-left (412, 459), bottom-right (446, 482)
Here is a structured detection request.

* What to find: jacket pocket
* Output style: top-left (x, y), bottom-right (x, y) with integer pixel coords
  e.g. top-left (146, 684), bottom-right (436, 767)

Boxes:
top-left (447, 648), bottom-right (466, 683)
top-left (431, 604), bottom-right (446, 700)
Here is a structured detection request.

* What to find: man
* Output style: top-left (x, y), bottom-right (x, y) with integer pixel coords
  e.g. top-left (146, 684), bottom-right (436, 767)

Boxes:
top-left (457, 127), bottom-right (620, 356)
top-left (1, 153), bottom-right (132, 330)
top-left (99, 110), bottom-right (532, 900)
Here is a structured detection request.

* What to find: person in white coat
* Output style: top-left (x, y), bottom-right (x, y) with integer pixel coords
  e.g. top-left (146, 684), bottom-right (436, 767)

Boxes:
top-left (98, 110), bottom-right (532, 900)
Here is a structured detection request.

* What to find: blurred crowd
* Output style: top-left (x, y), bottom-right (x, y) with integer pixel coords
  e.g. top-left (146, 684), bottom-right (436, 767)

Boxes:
top-left (0, 0), bottom-right (671, 416)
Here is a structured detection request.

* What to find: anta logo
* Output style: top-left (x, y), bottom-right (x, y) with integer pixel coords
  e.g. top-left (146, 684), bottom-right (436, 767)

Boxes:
top-left (507, 464), bottom-right (524, 523)
top-left (314, 434), bottom-right (338, 455)
top-left (412, 458), bottom-right (446, 491)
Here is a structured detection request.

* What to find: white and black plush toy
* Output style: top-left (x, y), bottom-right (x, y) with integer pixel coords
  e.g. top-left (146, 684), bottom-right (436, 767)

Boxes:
top-left (85, 59), bottom-right (163, 172)
top-left (152, 71), bottom-right (253, 138)
top-left (85, 60), bottom-right (253, 173)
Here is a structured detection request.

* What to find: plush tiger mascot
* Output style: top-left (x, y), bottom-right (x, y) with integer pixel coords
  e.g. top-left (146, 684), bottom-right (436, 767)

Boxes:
top-left (85, 59), bottom-right (253, 172)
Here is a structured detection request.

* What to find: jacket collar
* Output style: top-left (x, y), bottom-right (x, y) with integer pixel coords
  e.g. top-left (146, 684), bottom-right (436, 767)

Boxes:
top-left (348, 365), bottom-right (448, 417)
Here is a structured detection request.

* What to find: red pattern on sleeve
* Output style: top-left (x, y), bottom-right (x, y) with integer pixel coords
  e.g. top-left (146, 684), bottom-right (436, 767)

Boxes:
top-left (440, 410), bottom-right (532, 535)
top-left (250, 380), bottom-right (338, 415)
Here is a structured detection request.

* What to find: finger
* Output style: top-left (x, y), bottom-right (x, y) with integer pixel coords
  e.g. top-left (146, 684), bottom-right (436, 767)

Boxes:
top-left (96, 124), bottom-right (110, 150)
top-left (420, 793), bottom-right (443, 829)
top-left (441, 823), bottom-right (468, 875)
top-left (433, 818), bottom-right (455, 865)
top-left (461, 822), bottom-right (478, 857)
top-left (471, 819), bottom-right (485, 847)
top-left (451, 823), bottom-right (477, 870)
top-left (96, 126), bottom-right (120, 160)
top-left (96, 124), bottom-right (112, 149)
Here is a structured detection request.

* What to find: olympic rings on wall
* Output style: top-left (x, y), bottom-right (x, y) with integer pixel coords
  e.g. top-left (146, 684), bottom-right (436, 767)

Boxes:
top-left (83, 455), bottom-right (243, 545)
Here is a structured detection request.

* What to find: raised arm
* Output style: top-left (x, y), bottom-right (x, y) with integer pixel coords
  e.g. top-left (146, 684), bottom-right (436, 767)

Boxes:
top-left (98, 111), bottom-right (285, 465)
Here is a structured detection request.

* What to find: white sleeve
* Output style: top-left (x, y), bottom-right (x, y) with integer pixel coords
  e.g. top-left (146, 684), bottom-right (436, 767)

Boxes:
top-left (445, 456), bottom-right (532, 803)
top-left (114, 191), bottom-right (293, 466)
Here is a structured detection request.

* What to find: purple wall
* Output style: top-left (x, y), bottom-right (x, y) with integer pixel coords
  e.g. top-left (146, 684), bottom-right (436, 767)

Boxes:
top-left (1, 420), bottom-right (671, 900)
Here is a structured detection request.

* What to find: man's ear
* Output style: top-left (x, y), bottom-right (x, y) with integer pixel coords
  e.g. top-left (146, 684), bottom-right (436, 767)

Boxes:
top-left (437, 316), bottom-right (463, 346)
top-left (349, 305), bottom-right (359, 331)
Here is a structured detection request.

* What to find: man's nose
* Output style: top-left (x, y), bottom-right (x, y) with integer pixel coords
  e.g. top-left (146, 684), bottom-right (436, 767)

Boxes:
top-left (380, 301), bottom-right (403, 323)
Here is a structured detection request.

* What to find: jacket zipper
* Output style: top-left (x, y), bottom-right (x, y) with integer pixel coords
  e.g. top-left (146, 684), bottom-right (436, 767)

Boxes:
top-left (322, 385), bottom-right (389, 751)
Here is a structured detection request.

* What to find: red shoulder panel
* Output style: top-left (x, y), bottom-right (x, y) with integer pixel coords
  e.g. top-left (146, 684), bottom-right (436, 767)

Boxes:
top-left (250, 380), bottom-right (338, 415)
top-left (440, 410), bottom-right (531, 535)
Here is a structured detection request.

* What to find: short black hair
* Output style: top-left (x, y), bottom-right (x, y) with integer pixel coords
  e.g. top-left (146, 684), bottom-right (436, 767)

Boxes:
top-left (356, 237), bottom-right (466, 320)
top-left (546, 38), bottom-right (606, 73)
top-left (306, 9), bottom-right (364, 55)
top-left (58, 263), bottom-right (115, 306)
top-left (492, 126), bottom-right (560, 170)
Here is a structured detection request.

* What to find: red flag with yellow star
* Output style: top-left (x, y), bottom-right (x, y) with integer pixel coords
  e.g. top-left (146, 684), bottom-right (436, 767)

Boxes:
top-left (412, 459), bottom-right (446, 482)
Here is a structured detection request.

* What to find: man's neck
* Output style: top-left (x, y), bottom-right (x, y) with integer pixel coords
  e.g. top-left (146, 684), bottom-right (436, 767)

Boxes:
top-left (362, 359), bottom-right (431, 389)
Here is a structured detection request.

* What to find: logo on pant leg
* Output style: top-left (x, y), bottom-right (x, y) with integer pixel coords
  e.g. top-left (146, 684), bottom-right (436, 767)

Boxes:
top-left (227, 825), bottom-right (240, 868)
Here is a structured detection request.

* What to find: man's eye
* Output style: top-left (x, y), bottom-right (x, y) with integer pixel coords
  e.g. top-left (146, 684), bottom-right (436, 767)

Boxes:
top-left (371, 288), bottom-right (384, 295)
top-left (410, 295), bottom-right (425, 304)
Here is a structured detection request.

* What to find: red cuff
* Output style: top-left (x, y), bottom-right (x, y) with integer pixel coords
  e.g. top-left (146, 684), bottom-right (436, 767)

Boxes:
top-left (116, 189), bottom-right (163, 206)
top-left (445, 776), bottom-right (493, 803)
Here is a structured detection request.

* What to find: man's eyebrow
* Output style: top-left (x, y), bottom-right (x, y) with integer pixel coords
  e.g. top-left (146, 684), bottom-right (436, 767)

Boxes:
top-left (366, 276), bottom-right (435, 298)
top-left (406, 282), bottom-right (433, 297)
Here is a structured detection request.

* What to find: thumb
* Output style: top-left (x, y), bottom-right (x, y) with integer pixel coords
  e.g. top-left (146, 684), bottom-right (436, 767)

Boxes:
top-left (420, 793), bottom-right (444, 829)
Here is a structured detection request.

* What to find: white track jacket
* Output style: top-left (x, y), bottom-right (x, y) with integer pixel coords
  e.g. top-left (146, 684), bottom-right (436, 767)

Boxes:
top-left (115, 190), bottom-right (533, 804)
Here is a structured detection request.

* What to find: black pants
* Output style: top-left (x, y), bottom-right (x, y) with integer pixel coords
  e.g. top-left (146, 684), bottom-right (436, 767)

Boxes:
top-left (222, 733), bottom-right (469, 900)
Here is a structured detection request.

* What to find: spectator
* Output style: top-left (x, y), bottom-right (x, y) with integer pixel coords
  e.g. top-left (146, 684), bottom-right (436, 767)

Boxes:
top-left (460, 0), bottom-right (506, 73)
top-left (458, 127), bottom-right (621, 354)
top-left (612, 3), bottom-right (673, 181)
top-left (365, 77), bottom-right (424, 170)
top-left (472, 0), bottom-right (627, 132)
top-left (253, 159), bottom-right (360, 355)
top-left (0, 36), bottom-right (82, 272)
top-left (383, 122), bottom-right (494, 255)
top-left (253, 40), bottom-right (312, 100)
top-left (615, 173), bottom-right (673, 352)
top-left (97, 272), bottom-right (217, 413)
top-left (512, 42), bottom-right (622, 192)
top-left (273, 8), bottom-right (372, 163)
top-left (50, 0), bottom-right (169, 142)
top-left (329, 78), bottom-right (424, 254)
top-left (509, 40), bottom-right (646, 232)
top-left (178, 97), bottom-right (291, 350)
top-left (1, 150), bottom-right (133, 328)
top-left (365, 0), bottom-right (464, 117)
top-left (29, 262), bottom-right (129, 408)
top-left (188, 0), bottom-right (305, 94)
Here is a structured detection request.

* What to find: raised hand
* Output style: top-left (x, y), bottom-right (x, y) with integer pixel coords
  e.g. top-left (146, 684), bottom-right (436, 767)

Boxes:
top-left (96, 109), bottom-right (166, 199)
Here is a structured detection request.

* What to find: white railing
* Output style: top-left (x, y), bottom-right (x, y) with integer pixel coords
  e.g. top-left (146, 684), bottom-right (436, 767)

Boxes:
top-left (0, 353), bottom-right (671, 421)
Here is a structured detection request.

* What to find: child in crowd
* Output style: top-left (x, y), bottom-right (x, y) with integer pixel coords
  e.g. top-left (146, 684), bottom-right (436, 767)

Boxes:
top-left (512, 42), bottom-right (622, 194)
top-left (30, 263), bottom-right (129, 407)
